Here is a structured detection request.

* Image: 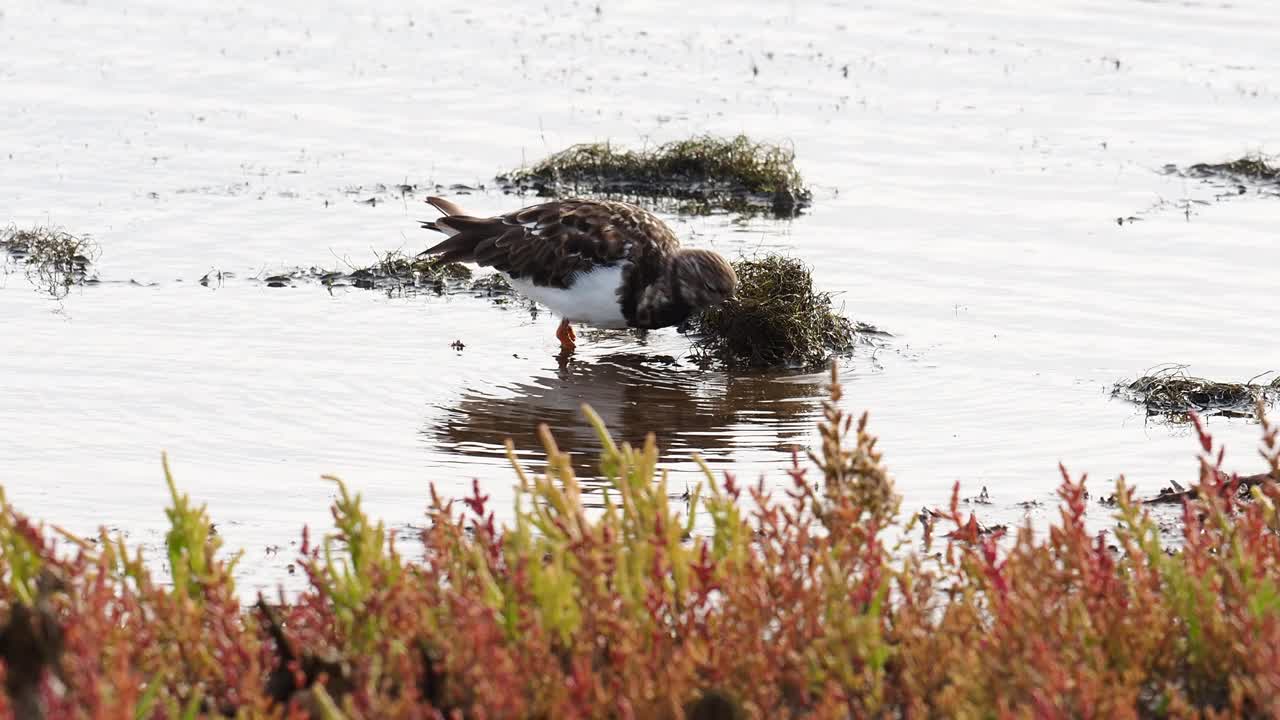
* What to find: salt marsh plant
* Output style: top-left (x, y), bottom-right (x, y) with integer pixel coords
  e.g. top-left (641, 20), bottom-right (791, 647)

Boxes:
top-left (1, 369), bottom-right (1279, 717)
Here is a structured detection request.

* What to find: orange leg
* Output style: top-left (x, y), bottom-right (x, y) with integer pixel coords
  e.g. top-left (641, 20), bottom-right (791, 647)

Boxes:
top-left (555, 319), bottom-right (577, 351)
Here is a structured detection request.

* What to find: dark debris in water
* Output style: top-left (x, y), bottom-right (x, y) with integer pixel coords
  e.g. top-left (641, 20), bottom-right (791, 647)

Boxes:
top-left (342, 182), bottom-right (487, 205)
top-left (918, 507), bottom-right (1007, 540)
top-left (498, 135), bottom-right (812, 217)
top-left (1163, 155), bottom-right (1280, 200)
top-left (684, 254), bottom-right (886, 369)
top-left (1112, 364), bottom-right (1280, 422)
top-left (250, 250), bottom-right (472, 292)
top-left (468, 272), bottom-right (513, 296)
top-left (0, 225), bottom-right (98, 298)
top-left (1100, 473), bottom-right (1274, 507)
top-left (1185, 156), bottom-right (1280, 184)
top-left (245, 249), bottom-right (521, 303)
top-left (963, 487), bottom-right (993, 505)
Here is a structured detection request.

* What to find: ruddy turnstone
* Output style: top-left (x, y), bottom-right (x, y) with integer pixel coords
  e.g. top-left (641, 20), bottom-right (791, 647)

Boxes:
top-left (419, 197), bottom-right (737, 351)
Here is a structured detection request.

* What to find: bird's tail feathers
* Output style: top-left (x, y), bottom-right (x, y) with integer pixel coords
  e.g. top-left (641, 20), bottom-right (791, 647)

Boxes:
top-left (418, 196), bottom-right (475, 256)
top-left (426, 196), bottom-right (468, 217)
top-left (417, 213), bottom-right (506, 263)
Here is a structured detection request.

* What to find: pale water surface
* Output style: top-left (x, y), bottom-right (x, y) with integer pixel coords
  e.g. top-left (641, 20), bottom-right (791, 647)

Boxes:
top-left (2, 0), bottom-right (1278, 594)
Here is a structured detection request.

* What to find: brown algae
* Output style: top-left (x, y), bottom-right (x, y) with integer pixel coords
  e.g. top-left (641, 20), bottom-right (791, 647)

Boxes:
top-left (686, 254), bottom-right (881, 368)
top-left (1113, 365), bottom-right (1280, 421)
top-left (0, 225), bottom-right (98, 298)
top-left (1185, 155), bottom-right (1280, 184)
top-left (499, 135), bottom-right (812, 216)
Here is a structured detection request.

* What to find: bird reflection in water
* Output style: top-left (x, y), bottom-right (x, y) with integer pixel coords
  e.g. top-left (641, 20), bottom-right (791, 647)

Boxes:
top-left (425, 352), bottom-right (828, 503)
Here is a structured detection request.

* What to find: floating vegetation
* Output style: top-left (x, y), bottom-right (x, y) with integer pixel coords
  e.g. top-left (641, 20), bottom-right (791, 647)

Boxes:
top-left (499, 135), bottom-right (811, 217)
top-left (1185, 155), bottom-right (1280, 184)
top-left (686, 254), bottom-right (883, 368)
top-left (1161, 154), bottom-right (1280, 204)
top-left (1101, 472), bottom-right (1274, 507)
top-left (918, 506), bottom-right (1007, 539)
top-left (359, 250), bottom-right (474, 287)
top-left (0, 225), bottom-right (98, 298)
top-left (341, 182), bottom-right (486, 207)
top-left (468, 272), bottom-right (513, 296)
top-left (1113, 364), bottom-right (1280, 422)
top-left (249, 250), bottom-right (473, 293)
top-left (242, 250), bottom-right (526, 309)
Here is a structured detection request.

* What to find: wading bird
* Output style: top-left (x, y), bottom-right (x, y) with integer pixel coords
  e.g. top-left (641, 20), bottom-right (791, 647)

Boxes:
top-left (419, 197), bottom-right (736, 352)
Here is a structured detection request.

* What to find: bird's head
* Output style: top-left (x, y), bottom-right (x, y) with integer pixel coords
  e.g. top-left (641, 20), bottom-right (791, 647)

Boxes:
top-left (672, 249), bottom-right (737, 310)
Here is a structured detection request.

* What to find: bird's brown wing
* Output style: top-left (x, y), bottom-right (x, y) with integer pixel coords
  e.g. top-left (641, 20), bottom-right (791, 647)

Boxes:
top-left (420, 199), bottom-right (674, 288)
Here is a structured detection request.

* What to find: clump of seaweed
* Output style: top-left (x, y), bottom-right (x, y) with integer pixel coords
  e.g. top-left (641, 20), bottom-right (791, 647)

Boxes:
top-left (468, 272), bottom-right (513, 297)
top-left (1113, 364), bottom-right (1280, 422)
top-left (1186, 154), bottom-right (1280, 184)
top-left (686, 254), bottom-right (880, 368)
top-left (0, 225), bottom-right (98, 298)
top-left (499, 135), bottom-right (811, 217)
top-left (248, 252), bottom-right (525, 312)
top-left (254, 250), bottom-right (473, 293)
top-left (349, 249), bottom-right (473, 290)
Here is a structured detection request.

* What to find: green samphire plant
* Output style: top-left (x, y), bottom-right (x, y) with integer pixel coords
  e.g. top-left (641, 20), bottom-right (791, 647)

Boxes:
top-left (0, 368), bottom-right (1278, 718)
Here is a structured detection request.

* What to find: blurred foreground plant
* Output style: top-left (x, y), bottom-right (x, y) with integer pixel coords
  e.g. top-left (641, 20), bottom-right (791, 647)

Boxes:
top-left (0, 370), bottom-right (1278, 718)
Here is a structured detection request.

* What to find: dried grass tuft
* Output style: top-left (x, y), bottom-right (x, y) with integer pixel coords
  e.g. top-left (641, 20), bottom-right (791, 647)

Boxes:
top-left (1114, 364), bottom-right (1280, 421)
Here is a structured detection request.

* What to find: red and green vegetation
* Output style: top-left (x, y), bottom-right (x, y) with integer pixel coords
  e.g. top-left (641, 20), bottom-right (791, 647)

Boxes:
top-left (2, 369), bottom-right (1280, 718)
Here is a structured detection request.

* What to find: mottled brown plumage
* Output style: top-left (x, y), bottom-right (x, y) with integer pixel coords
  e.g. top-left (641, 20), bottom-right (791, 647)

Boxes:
top-left (419, 197), bottom-right (736, 339)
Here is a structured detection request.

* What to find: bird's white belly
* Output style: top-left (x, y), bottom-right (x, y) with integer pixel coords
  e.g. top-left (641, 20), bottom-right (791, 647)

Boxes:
top-left (507, 265), bottom-right (629, 328)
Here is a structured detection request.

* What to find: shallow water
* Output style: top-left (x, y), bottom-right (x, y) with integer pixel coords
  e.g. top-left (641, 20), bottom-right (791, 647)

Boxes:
top-left (2, 0), bottom-right (1278, 594)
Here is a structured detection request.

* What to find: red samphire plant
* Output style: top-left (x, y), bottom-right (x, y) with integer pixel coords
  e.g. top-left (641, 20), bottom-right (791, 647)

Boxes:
top-left (1, 367), bottom-right (1279, 718)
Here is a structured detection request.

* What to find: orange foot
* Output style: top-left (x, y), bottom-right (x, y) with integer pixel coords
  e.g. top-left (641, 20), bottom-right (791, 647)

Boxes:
top-left (555, 319), bottom-right (577, 352)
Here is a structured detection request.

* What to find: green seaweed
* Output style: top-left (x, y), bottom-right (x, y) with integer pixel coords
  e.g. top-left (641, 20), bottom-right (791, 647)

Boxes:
top-left (251, 250), bottom-right (473, 293)
top-left (347, 250), bottom-right (474, 288)
top-left (468, 272), bottom-right (514, 296)
top-left (1186, 155), bottom-right (1280, 184)
top-left (686, 254), bottom-right (882, 368)
top-left (500, 135), bottom-right (811, 217)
